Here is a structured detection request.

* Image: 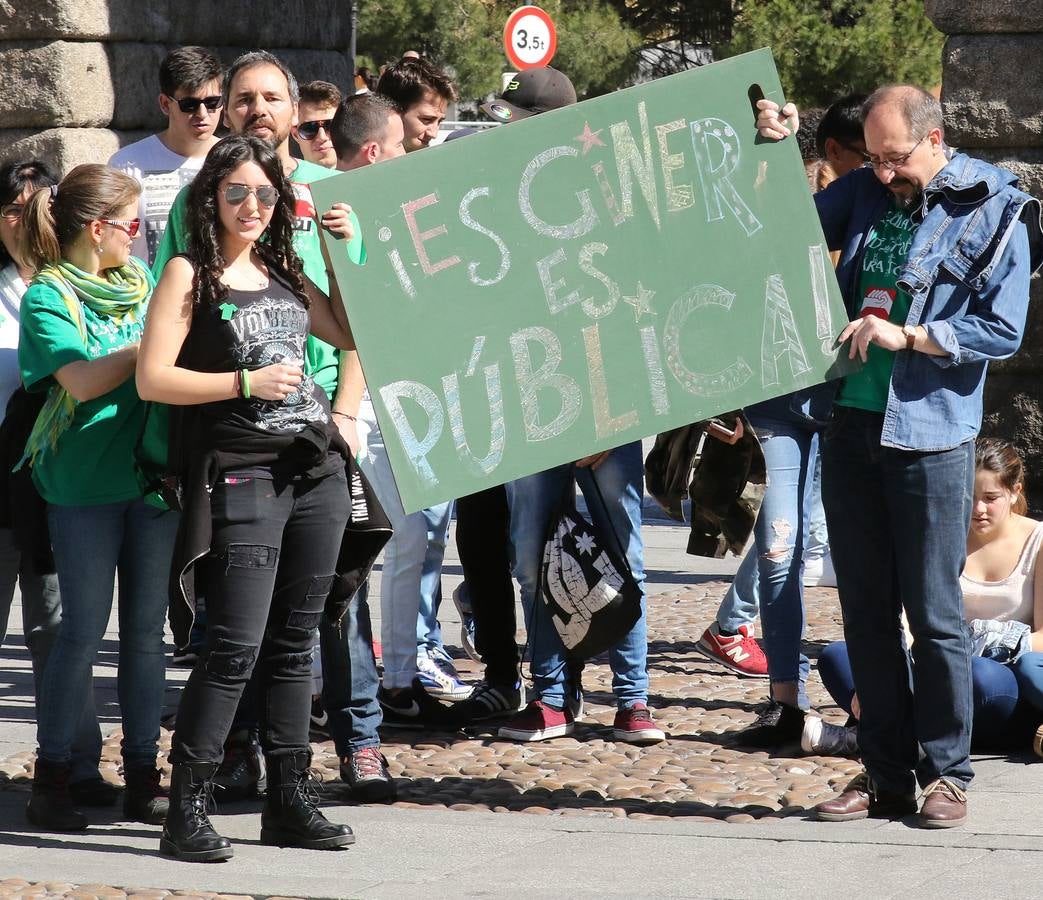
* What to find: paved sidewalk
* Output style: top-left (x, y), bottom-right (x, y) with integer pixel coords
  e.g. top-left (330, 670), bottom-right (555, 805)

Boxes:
top-left (2, 515), bottom-right (1042, 898)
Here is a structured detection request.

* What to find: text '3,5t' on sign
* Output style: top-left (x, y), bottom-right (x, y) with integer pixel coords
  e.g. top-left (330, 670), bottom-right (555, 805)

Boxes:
top-left (504, 5), bottom-right (557, 70)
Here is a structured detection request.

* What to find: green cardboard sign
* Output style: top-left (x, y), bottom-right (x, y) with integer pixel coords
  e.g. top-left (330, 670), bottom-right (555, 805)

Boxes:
top-left (312, 48), bottom-right (855, 514)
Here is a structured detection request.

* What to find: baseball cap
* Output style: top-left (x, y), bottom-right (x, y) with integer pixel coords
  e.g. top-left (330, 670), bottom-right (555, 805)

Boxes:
top-left (480, 67), bottom-right (577, 122)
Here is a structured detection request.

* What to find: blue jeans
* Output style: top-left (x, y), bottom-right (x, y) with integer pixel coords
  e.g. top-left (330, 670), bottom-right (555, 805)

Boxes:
top-left (356, 396), bottom-right (452, 690)
top-left (716, 451), bottom-right (829, 637)
top-left (819, 641), bottom-right (1023, 747)
top-left (1012, 652), bottom-right (1043, 712)
top-left (507, 442), bottom-right (648, 709)
top-left (416, 511), bottom-right (451, 657)
top-left (0, 526), bottom-right (102, 782)
top-left (319, 580), bottom-right (381, 754)
top-left (39, 498), bottom-right (178, 770)
top-left (822, 408), bottom-right (975, 794)
top-left (741, 410), bottom-right (819, 706)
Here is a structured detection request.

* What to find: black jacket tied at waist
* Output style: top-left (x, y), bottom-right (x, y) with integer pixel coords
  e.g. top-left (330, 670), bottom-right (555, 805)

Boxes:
top-left (168, 411), bottom-right (391, 650)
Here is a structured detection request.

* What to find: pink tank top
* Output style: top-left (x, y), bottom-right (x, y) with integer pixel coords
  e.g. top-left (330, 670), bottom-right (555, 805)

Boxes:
top-left (961, 521), bottom-right (1043, 625)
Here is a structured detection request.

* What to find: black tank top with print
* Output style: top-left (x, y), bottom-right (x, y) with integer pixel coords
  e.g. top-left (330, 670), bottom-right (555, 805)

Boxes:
top-left (178, 264), bottom-right (333, 438)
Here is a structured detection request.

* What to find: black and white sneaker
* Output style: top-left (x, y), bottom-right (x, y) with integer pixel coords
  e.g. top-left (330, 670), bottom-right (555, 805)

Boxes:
top-left (448, 680), bottom-right (524, 726)
top-left (378, 677), bottom-right (452, 730)
top-left (310, 694), bottom-right (330, 741)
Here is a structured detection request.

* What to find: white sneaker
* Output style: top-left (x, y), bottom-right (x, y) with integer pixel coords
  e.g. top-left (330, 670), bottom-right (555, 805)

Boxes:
top-left (417, 650), bottom-right (473, 701)
top-left (801, 715), bottom-right (859, 757)
top-left (803, 553), bottom-right (837, 588)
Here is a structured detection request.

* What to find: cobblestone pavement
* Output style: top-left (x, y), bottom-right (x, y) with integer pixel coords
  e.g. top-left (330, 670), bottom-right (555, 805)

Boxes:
top-left (0, 882), bottom-right (286, 900)
top-left (1, 581), bottom-right (861, 897)
top-left (1, 581), bottom-right (855, 817)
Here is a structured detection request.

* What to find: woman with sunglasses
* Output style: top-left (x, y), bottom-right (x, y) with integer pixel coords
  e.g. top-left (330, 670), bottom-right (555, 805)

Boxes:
top-left (19, 164), bottom-right (178, 832)
top-left (137, 135), bottom-right (358, 862)
top-left (0, 159), bottom-right (117, 811)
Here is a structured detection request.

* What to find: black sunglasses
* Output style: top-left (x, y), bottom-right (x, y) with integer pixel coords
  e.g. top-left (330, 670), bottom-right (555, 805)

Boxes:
top-left (297, 119), bottom-right (333, 141)
top-left (167, 94), bottom-right (223, 114)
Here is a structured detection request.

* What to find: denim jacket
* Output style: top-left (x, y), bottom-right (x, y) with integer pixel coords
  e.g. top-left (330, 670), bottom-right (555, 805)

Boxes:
top-left (815, 153), bottom-right (1043, 451)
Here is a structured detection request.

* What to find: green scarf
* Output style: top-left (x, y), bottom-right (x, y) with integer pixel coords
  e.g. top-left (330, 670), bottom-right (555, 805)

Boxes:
top-left (18, 256), bottom-right (154, 469)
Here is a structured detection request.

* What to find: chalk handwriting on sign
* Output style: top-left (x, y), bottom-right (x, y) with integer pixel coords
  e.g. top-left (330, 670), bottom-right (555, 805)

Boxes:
top-left (311, 49), bottom-right (855, 513)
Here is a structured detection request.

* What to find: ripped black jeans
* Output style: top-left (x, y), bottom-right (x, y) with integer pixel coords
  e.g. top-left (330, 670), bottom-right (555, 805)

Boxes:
top-left (169, 466), bottom-right (349, 764)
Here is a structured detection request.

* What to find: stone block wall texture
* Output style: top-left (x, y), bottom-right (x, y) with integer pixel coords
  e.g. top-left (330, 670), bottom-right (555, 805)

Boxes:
top-left (926, 2), bottom-right (1043, 505)
top-left (0, 0), bottom-right (352, 172)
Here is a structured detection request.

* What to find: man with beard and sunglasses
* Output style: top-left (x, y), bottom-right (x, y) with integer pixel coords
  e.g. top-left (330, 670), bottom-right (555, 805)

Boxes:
top-left (109, 46), bottom-right (223, 268)
top-left (152, 51), bottom-right (393, 803)
top-left (757, 85), bottom-right (1043, 828)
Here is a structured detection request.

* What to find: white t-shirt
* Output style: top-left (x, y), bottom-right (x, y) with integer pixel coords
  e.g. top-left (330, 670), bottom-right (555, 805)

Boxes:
top-left (0, 262), bottom-right (27, 420)
top-left (109, 134), bottom-right (207, 268)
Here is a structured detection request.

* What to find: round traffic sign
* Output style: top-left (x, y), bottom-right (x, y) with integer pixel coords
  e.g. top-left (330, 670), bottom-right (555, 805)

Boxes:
top-left (503, 6), bottom-right (557, 71)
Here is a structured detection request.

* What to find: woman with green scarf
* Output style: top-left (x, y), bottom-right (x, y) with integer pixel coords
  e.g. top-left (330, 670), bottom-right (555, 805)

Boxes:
top-left (18, 164), bottom-right (178, 833)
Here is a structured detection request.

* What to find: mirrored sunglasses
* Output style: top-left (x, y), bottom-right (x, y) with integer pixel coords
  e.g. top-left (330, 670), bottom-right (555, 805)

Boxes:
top-left (223, 184), bottom-right (280, 208)
top-left (297, 119), bottom-right (333, 141)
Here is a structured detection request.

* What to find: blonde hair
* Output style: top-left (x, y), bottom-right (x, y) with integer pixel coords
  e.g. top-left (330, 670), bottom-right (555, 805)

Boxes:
top-left (20, 164), bottom-right (140, 271)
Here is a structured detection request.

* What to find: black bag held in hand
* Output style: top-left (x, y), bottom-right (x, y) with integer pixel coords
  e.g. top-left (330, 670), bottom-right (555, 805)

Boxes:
top-left (538, 467), bottom-right (642, 661)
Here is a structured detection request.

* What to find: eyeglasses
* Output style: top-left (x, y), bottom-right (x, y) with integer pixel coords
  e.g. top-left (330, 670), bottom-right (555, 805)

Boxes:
top-left (0, 203), bottom-right (24, 219)
top-left (103, 218), bottom-right (141, 238)
top-left (223, 184), bottom-right (280, 208)
top-left (297, 119), bottom-right (332, 141)
top-left (863, 133), bottom-right (928, 171)
top-left (166, 94), bottom-right (224, 114)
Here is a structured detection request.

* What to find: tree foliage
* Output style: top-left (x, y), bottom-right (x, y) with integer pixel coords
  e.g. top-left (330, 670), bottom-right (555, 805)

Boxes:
top-left (603, 0), bottom-right (734, 78)
top-left (357, 0), bottom-right (639, 102)
top-left (721, 0), bottom-right (945, 108)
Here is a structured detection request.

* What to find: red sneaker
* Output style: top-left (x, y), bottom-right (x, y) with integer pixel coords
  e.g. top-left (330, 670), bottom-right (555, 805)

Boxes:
top-left (498, 700), bottom-right (574, 741)
top-left (613, 702), bottom-right (666, 744)
top-left (695, 622), bottom-right (769, 678)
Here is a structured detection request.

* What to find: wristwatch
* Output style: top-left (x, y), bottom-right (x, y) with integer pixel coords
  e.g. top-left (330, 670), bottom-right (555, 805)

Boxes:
top-left (902, 324), bottom-right (917, 351)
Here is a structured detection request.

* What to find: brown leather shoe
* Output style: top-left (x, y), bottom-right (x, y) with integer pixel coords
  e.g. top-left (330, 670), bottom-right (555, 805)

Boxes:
top-left (814, 772), bottom-right (917, 822)
top-left (919, 779), bottom-right (967, 829)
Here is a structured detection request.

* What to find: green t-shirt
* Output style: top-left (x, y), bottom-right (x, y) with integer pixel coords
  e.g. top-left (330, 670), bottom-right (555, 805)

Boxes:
top-left (18, 276), bottom-right (152, 506)
top-left (836, 202), bottom-right (918, 413)
top-left (151, 157), bottom-right (342, 399)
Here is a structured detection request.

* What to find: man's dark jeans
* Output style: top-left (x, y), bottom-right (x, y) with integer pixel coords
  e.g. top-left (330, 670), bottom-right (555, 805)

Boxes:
top-left (456, 486), bottom-right (519, 686)
top-left (171, 467), bottom-right (349, 764)
top-left (822, 407), bottom-right (975, 794)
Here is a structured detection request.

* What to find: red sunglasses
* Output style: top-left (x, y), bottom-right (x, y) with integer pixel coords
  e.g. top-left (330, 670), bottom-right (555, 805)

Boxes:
top-left (103, 218), bottom-right (141, 238)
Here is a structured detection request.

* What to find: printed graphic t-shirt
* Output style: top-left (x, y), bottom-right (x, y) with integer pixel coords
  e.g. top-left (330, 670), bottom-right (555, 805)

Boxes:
top-left (151, 158), bottom-right (342, 399)
top-left (836, 201), bottom-right (918, 413)
top-left (109, 134), bottom-right (206, 267)
top-left (18, 269), bottom-right (152, 505)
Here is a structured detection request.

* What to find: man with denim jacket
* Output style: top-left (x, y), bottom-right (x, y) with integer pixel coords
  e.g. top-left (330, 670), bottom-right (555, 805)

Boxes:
top-left (758, 85), bottom-right (1043, 827)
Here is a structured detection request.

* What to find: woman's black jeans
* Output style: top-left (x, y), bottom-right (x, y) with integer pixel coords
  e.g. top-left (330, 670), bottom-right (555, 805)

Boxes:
top-left (170, 467), bottom-right (349, 764)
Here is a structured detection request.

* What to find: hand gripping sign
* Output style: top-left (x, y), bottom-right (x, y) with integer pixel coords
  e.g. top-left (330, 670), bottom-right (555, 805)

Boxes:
top-left (311, 49), bottom-right (856, 513)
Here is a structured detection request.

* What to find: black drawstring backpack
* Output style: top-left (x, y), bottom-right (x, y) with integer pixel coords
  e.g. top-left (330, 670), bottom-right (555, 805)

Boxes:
top-left (535, 467), bottom-right (642, 661)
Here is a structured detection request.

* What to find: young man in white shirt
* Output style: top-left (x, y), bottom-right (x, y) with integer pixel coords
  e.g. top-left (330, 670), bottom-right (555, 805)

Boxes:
top-left (108, 46), bottom-right (223, 267)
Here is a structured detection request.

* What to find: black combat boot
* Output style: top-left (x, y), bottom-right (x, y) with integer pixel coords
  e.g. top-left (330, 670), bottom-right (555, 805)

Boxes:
top-left (25, 757), bottom-right (88, 831)
top-left (123, 765), bottom-right (169, 824)
top-left (213, 728), bottom-right (266, 800)
top-left (260, 748), bottom-right (354, 849)
top-left (159, 762), bottom-right (233, 862)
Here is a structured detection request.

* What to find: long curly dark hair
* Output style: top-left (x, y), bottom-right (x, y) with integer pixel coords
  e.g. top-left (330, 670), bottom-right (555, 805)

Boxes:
top-left (185, 134), bottom-right (307, 310)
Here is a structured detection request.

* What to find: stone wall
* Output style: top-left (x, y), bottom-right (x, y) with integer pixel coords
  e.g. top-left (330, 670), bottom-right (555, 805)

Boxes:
top-left (925, 2), bottom-right (1043, 504)
top-left (0, 0), bottom-right (353, 172)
